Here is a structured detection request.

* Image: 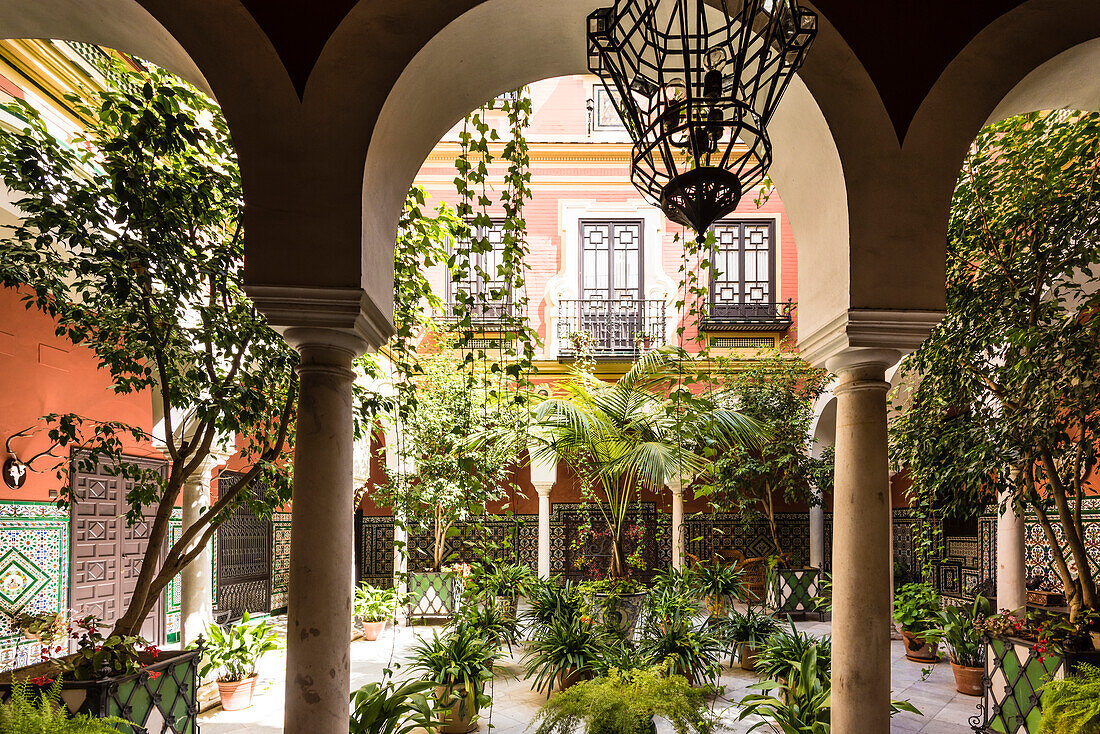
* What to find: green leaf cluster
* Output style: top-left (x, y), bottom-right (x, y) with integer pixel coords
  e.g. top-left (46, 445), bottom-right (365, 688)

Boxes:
top-left (196, 613), bottom-right (282, 682)
top-left (0, 677), bottom-right (125, 734)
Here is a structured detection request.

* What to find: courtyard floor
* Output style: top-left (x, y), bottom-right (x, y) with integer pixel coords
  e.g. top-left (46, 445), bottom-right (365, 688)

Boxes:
top-left (198, 614), bottom-right (980, 734)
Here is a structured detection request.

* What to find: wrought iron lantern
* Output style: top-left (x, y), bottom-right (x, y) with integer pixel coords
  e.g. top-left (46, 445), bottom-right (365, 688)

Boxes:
top-left (587, 0), bottom-right (816, 241)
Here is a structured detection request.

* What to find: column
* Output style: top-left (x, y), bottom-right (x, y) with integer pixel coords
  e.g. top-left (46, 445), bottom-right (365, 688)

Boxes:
top-left (826, 348), bottom-right (899, 734)
top-left (283, 328), bottom-right (367, 734)
top-left (808, 485), bottom-right (824, 569)
top-left (386, 424), bottom-right (410, 623)
top-left (531, 449), bottom-right (556, 579)
top-left (180, 454), bottom-right (223, 646)
top-left (997, 470), bottom-right (1027, 612)
top-left (669, 480), bottom-right (685, 569)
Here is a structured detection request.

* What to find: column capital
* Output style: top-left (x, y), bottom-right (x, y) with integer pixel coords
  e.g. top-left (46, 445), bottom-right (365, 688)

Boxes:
top-left (248, 285), bottom-right (391, 353)
top-left (183, 452), bottom-right (227, 489)
top-left (533, 481), bottom-right (554, 498)
top-left (667, 480), bottom-right (684, 496)
top-left (801, 308), bottom-right (942, 369)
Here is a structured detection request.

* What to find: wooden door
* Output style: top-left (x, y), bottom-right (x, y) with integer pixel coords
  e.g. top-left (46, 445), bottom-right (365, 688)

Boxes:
top-left (70, 454), bottom-right (169, 643)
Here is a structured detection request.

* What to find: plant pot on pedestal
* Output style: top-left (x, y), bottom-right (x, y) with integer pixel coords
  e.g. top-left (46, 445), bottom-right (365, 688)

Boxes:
top-left (594, 591), bottom-right (647, 640)
top-left (407, 571), bottom-right (459, 620)
top-left (901, 630), bottom-right (939, 663)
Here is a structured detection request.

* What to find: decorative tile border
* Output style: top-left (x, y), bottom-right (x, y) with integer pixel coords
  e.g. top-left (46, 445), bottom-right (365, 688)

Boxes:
top-left (165, 509), bottom-right (182, 643)
top-left (0, 501), bottom-right (69, 672)
top-left (271, 512), bottom-right (291, 609)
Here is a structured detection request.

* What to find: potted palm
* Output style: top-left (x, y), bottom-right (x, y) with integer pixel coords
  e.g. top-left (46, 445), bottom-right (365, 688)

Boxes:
top-left (936, 595), bottom-right (989, 696)
top-left (724, 608), bottom-right (780, 671)
top-left (198, 613), bottom-right (283, 711)
top-left (532, 666), bottom-right (716, 734)
top-left (355, 583), bottom-right (403, 641)
top-left (894, 582), bottom-right (942, 663)
top-left (637, 612), bottom-right (722, 686)
top-left (409, 625), bottom-right (495, 733)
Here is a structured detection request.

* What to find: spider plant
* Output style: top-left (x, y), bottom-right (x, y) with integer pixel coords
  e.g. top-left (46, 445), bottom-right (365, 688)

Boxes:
top-left (638, 612), bottom-right (722, 685)
top-left (694, 560), bottom-right (746, 616)
top-left (522, 612), bottom-right (611, 694)
top-left (754, 622), bottom-right (831, 689)
top-left (523, 578), bottom-right (585, 633)
top-left (645, 584), bottom-right (701, 627)
top-left (408, 625), bottom-right (495, 707)
top-left (449, 600), bottom-right (520, 655)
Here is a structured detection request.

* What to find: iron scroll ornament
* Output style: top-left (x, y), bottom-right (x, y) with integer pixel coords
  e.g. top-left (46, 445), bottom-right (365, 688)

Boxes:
top-left (587, 0), bottom-right (816, 240)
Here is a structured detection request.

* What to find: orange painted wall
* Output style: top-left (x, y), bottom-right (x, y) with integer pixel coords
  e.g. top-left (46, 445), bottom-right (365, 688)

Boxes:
top-left (0, 287), bottom-right (160, 503)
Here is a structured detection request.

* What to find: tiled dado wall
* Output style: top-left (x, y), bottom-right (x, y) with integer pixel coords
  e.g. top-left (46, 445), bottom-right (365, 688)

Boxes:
top-left (0, 501), bottom-right (292, 672)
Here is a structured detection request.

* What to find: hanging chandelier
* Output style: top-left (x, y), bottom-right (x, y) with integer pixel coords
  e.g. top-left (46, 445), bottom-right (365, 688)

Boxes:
top-left (587, 0), bottom-right (816, 241)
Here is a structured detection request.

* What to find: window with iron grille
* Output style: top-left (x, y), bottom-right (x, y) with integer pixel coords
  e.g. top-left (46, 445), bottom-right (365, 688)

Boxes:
top-left (447, 219), bottom-right (511, 320)
top-left (709, 219), bottom-right (777, 319)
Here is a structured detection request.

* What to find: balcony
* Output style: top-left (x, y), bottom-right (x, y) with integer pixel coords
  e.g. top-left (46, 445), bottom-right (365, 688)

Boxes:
top-left (556, 299), bottom-right (667, 359)
top-left (701, 300), bottom-right (794, 332)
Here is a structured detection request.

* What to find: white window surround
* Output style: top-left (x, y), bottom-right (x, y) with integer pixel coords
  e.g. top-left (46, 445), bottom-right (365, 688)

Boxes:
top-left (543, 200), bottom-right (677, 359)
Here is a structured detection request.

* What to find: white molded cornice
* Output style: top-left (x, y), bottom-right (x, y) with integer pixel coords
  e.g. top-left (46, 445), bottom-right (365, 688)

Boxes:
top-left (245, 284), bottom-right (393, 352)
top-left (799, 308), bottom-right (944, 369)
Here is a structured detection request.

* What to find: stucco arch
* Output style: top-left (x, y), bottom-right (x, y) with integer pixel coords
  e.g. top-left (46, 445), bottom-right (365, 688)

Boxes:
top-left (359, 0), bottom-right (896, 358)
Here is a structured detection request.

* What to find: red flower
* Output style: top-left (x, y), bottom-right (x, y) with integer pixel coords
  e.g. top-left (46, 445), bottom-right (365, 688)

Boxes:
top-left (147, 671), bottom-right (162, 679)
top-left (29, 676), bottom-right (53, 686)
top-left (143, 645), bottom-right (161, 659)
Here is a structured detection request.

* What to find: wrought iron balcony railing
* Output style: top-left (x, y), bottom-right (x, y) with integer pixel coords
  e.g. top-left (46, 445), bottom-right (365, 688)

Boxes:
top-left (556, 298), bottom-right (667, 358)
top-left (435, 299), bottom-right (515, 325)
top-left (702, 300), bottom-right (793, 332)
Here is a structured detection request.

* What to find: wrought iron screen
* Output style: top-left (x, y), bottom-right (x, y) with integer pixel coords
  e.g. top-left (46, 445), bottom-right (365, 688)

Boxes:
top-left (446, 219), bottom-right (513, 321)
top-left (215, 473), bottom-right (272, 617)
top-left (557, 299), bottom-right (667, 356)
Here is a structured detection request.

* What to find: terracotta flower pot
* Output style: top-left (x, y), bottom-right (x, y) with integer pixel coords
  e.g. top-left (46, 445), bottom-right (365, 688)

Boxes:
top-left (901, 630), bottom-right (939, 663)
top-left (557, 668), bottom-right (587, 691)
top-left (435, 685), bottom-right (477, 734)
top-left (950, 661), bottom-right (984, 696)
top-left (739, 643), bottom-right (759, 671)
top-left (361, 620), bottom-right (386, 641)
top-left (218, 675), bottom-right (258, 711)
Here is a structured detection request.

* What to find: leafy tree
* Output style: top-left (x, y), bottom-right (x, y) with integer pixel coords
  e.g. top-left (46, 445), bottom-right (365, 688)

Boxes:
top-left (696, 350), bottom-right (831, 561)
top-left (498, 347), bottom-right (765, 579)
top-left (890, 110), bottom-right (1100, 618)
top-left (0, 69), bottom-right (298, 637)
top-left (374, 339), bottom-right (521, 571)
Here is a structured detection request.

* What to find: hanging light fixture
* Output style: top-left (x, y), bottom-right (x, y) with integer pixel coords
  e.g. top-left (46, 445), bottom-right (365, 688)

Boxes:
top-left (587, 0), bottom-right (816, 241)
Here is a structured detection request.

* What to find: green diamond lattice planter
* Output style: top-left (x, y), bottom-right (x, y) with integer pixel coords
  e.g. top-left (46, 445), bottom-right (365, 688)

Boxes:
top-left (0, 647), bottom-right (201, 734)
top-left (972, 635), bottom-right (1100, 734)
top-left (407, 572), bottom-right (459, 620)
top-left (766, 567), bottom-right (823, 620)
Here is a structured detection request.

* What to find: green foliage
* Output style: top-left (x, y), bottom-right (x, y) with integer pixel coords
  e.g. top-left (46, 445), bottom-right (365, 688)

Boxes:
top-left (889, 110), bottom-right (1100, 616)
top-left (723, 608), bottom-right (780, 648)
top-left (408, 625), bottom-right (495, 705)
top-left (738, 647), bottom-right (921, 734)
top-left (645, 584), bottom-right (702, 626)
top-left (478, 560), bottom-right (536, 601)
top-left (0, 67), bottom-right (300, 635)
top-left (532, 666), bottom-right (715, 734)
top-left (1038, 663), bottom-right (1100, 734)
top-left (692, 560), bottom-right (746, 613)
top-left (196, 613), bottom-right (282, 682)
top-left (55, 616), bottom-right (154, 681)
top-left (697, 351), bottom-right (831, 560)
top-left (637, 613), bottom-right (722, 685)
top-left (937, 596), bottom-right (989, 667)
top-left (498, 347), bottom-right (764, 579)
top-left (0, 678), bottom-right (125, 734)
top-left (348, 676), bottom-right (438, 734)
top-left (449, 600), bottom-right (520, 655)
top-left (354, 584), bottom-right (404, 623)
top-left (522, 613), bottom-right (612, 694)
top-left (893, 583), bottom-right (942, 638)
top-left (754, 623), bottom-right (831, 689)
top-left (523, 578), bottom-right (586, 631)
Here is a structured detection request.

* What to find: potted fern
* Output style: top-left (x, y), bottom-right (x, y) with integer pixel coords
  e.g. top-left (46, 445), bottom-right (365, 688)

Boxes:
top-left (0, 677), bottom-right (125, 733)
top-left (532, 666), bottom-right (715, 734)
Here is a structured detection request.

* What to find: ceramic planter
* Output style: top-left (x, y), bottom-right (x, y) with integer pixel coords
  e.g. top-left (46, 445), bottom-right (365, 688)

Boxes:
top-left (0, 647), bottom-right (202, 733)
top-left (950, 661), bottom-right (983, 696)
top-left (739, 642), bottom-right (759, 671)
top-left (435, 684), bottom-right (478, 734)
top-left (594, 591), bottom-right (647, 640)
top-left (218, 674), bottom-right (258, 711)
top-left (361, 620), bottom-right (386, 641)
top-left (557, 667), bottom-right (587, 691)
top-left (901, 629), bottom-right (939, 663)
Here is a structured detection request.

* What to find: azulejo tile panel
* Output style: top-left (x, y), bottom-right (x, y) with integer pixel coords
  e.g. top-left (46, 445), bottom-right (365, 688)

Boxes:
top-left (165, 510), bottom-right (182, 643)
top-left (271, 512), bottom-right (291, 609)
top-left (0, 501), bottom-right (69, 672)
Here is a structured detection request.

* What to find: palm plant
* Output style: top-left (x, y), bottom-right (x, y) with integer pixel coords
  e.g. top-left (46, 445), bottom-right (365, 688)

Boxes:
top-left (638, 613), bottom-right (722, 685)
top-left (517, 348), bottom-right (765, 579)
